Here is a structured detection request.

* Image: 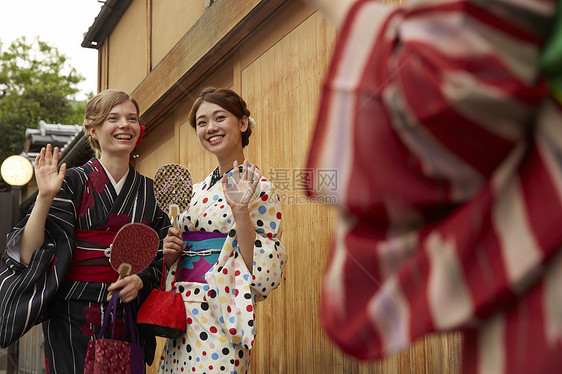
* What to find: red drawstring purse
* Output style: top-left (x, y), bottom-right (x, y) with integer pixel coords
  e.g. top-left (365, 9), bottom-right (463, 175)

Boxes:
top-left (137, 258), bottom-right (187, 338)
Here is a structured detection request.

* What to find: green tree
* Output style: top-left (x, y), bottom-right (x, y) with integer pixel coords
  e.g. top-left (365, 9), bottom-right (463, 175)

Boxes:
top-left (0, 36), bottom-right (86, 166)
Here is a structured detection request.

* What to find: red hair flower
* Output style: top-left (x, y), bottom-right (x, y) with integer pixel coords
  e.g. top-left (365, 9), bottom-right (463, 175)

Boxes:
top-left (136, 122), bottom-right (145, 147)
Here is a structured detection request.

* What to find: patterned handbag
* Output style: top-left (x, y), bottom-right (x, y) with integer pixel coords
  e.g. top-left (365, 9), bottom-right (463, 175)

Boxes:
top-left (84, 290), bottom-right (143, 374)
top-left (137, 258), bottom-right (187, 338)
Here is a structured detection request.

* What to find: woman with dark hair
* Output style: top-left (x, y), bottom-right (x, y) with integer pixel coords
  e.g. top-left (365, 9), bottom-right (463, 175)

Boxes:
top-left (3, 89), bottom-right (169, 373)
top-left (159, 88), bottom-right (287, 373)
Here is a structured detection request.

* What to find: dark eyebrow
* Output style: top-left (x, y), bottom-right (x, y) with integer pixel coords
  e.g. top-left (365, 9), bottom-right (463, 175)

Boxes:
top-left (197, 109), bottom-right (225, 121)
top-left (107, 111), bottom-right (137, 116)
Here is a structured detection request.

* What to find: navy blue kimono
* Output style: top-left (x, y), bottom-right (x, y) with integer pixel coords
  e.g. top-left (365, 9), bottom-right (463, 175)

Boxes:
top-left (1, 158), bottom-right (169, 373)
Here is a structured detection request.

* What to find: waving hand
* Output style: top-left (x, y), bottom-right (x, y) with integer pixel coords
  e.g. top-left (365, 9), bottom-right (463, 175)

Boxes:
top-left (35, 144), bottom-right (66, 199)
top-left (222, 160), bottom-right (261, 209)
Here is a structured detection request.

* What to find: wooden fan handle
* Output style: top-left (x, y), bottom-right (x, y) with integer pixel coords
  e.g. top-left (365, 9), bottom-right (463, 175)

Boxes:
top-left (117, 263), bottom-right (132, 279)
top-left (169, 204), bottom-right (180, 229)
top-left (107, 263), bottom-right (132, 297)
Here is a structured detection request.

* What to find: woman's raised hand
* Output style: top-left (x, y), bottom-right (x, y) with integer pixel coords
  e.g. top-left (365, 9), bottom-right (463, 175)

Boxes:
top-left (222, 160), bottom-right (261, 210)
top-left (35, 144), bottom-right (66, 200)
top-left (18, 144), bottom-right (67, 264)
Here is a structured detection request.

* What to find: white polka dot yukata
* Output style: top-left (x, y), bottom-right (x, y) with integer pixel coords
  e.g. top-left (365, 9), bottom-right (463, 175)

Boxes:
top-left (158, 165), bottom-right (287, 374)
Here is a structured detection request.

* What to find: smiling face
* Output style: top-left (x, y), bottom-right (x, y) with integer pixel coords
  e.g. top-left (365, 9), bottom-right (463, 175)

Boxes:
top-left (89, 100), bottom-right (140, 158)
top-left (195, 101), bottom-right (248, 158)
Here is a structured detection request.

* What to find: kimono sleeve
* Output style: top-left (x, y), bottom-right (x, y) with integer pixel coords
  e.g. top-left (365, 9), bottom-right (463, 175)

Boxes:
top-left (247, 178), bottom-right (287, 301)
top-left (304, 0), bottom-right (561, 362)
top-left (137, 208), bottom-right (169, 295)
top-left (0, 169), bottom-right (80, 347)
top-left (7, 168), bottom-right (80, 265)
top-left (203, 177), bottom-right (287, 350)
top-left (307, 0), bottom-right (554, 210)
top-left (135, 178), bottom-right (170, 295)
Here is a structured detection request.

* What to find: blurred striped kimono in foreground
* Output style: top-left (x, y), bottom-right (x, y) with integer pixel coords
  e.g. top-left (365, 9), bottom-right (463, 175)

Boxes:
top-left (306, 0), bottom-right (562, 372)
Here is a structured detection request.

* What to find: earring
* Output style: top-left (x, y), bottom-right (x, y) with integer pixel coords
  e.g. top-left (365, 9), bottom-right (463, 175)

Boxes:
top-left (131, 151), bottom-right (139, 159)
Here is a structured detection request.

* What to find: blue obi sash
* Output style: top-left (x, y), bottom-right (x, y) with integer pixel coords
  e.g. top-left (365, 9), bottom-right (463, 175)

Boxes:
top-left (177, 231), bottom-right (227, 283)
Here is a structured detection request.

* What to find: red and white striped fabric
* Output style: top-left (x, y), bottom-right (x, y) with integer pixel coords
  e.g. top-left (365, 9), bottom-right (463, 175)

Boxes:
top-left (306, 0), bottom-right (562, 372)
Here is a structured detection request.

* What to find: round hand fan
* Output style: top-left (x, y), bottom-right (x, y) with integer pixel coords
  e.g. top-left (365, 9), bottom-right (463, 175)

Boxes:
top-left (110, 223), bottom-right (159, 280)
top-left (154, 163), bottom-right (193, 227)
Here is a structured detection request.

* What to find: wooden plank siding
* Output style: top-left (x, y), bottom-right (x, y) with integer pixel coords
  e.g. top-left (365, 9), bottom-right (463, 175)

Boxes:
top-left (95, 0), bottom-right (463, 373)
top-left (17, 325), bottom-right (44, 374)
top-left (132, 0), bottom-right (288, 129)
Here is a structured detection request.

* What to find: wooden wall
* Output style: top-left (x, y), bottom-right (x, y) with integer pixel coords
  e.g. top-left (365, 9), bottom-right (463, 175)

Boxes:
top-left (107, 0), bottom-right (146, 93)
top-left (151, 0), bottom-right (204, 67)
top-left (18, 325), bottom-right (44, 373)
top-left (99, 0), bottom-right (463, 373)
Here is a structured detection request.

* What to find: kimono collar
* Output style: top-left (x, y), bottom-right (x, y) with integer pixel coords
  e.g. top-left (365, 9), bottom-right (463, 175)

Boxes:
top-left (97, 159), bottom-right (130, 195)
top-left (209, 167), bottom-right (223, 189)
top-left (208, 164), bottom-right (246, 189)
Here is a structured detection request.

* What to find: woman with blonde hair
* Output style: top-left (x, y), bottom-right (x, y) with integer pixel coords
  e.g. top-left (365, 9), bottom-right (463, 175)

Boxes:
top-left (3, 89), bottom-right (169, 372)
